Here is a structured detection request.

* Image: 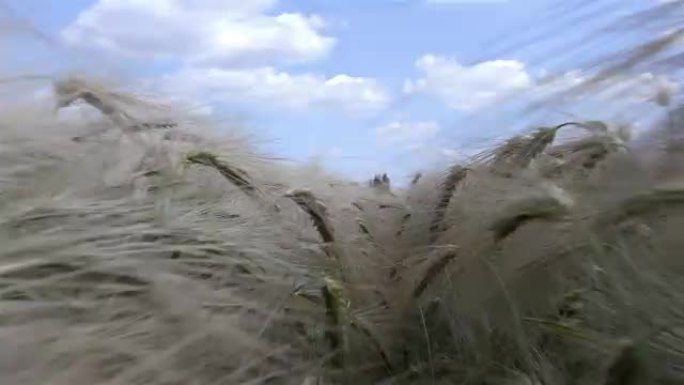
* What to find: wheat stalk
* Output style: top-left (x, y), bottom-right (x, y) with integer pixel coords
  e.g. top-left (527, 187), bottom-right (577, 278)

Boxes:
top-left (185, 151), bottom-right (268, 200)
top-left (286, 189), bottom-right (336, 246)
top-left (54, 77), bottom-right (177, 139)
top-left (475, 127), bottom-right (558, 174)
top-left (348, 315), bottom-right (393, 372)
top-left (412, 246), bottom-right (459, 299)
top-left (429, 165), bottom-right (469, 242)
top-left (322, 276), bottom-right (347, 368)
top-left (596, 187), bottom-right (684, 227)
top-left (54, 78), bottom-right (132, 126)
top-left (351, 202), bottom-right (376, 246)
top-left (476, 122), bottom-right (602, 175)
top-left (490, 195), bottom-right (570, 242)
top-left (186, 151), bottom-right (254, 191)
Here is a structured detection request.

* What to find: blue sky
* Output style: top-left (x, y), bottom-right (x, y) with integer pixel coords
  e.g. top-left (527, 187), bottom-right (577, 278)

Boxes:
top-left (2, 0), bottom-right (672, 184)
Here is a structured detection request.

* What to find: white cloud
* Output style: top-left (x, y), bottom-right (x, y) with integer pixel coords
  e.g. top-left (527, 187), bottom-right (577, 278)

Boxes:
top-left (439, 148), bottom-right (461, 159)
top-left (404, 54), bottom-right (532, 111)
top-left (62, 1), bottom-right (393, 115)
top-left (375, 120), bottom-right (441, 144)
top-left (404, 54), bottom-right (679, 112)
top-left (161, 67), bottom-right (390, 114)
top-left (62, 0), bottom-right (335, 66)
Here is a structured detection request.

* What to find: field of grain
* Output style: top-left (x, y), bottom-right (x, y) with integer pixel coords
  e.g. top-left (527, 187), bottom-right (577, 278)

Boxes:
top-left (1, 1), bottom-right (684, 384)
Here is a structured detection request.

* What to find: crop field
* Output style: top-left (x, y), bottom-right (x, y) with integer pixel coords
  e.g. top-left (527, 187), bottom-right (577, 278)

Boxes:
top-left (1, 1), bottom-right (684, 384)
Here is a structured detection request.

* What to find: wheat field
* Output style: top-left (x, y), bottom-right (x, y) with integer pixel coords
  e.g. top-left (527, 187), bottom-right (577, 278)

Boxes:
top-left (1, 1), bottom-right (684, 384)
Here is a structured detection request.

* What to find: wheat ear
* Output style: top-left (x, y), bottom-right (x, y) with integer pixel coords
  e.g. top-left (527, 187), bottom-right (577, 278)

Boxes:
top-left (596, 187), bottom-right (684, 228)
top-left (490, 195), bottom-right (570, 242)
top-left (412, 246), bottom-right (459, 299)
top-left (429, 166), bottom-right (469, 242)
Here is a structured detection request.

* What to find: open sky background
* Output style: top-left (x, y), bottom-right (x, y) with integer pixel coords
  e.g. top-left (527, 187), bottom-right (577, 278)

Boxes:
top-left (1, 0), bottom-right (671, 184)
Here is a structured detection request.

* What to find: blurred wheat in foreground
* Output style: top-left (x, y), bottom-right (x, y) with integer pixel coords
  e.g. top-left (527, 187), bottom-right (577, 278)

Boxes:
top-left (2, 2), bottom-right (684, 383)
top-left (0, 73), bottom-right (679, 385)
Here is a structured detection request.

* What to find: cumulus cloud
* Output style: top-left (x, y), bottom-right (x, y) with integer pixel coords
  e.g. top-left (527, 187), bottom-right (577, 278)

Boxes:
top-left (61, 0), bottom-right (335, 66)
top-left (375, 120), bottom-right (441, 144)
top-left (404, 54), bottom-right (532, 111)
top-left (161, 67), bottom-right (390, 114)
top-left (404, 54), bottom-right (678, 112)
top-left (61, 1), bottom-right (393, 114)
